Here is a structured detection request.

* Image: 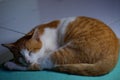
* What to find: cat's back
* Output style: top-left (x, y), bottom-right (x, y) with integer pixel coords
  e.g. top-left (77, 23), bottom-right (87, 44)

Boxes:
top-left (64, 16), bottom-right (117, 41)
top-left (63, 16), bottom-right (118, 46)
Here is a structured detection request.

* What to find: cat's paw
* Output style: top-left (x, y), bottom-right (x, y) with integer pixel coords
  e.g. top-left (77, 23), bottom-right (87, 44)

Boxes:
top-left (4, 62), bottom-right (17, 70)
top-left (28, 63), bottom-right (41, 71)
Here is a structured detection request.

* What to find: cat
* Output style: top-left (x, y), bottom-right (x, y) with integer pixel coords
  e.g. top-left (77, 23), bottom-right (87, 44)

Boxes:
top-left (2, 16), bottom-right (119, 76)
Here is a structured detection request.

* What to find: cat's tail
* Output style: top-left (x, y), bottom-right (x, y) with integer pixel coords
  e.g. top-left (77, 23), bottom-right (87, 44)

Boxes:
top-left (53, 55), bottom-right (118, 76)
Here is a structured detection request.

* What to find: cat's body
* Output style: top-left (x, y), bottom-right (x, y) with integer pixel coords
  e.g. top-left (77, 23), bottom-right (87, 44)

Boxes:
top-left (2, 16), bottom-right (119, 76)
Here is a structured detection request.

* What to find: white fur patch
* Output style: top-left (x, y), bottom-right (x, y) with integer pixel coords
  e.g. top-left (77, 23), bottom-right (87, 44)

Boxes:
top-left (39, 28), bottom-right (58, 69)
top-left (38, 54), bottom-right (54, 69)
top-left (40, 28), bottom-right (58, 51)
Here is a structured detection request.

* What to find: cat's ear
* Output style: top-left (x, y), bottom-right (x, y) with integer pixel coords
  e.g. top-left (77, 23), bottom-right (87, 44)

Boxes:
top-left (1, 43), bottom-right (15, 49)
top-left (31, 28), bottom-right (40, 41)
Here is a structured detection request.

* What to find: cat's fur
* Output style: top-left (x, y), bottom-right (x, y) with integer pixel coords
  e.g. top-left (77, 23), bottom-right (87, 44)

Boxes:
top-left (2, 16), bottom-right (119, 76)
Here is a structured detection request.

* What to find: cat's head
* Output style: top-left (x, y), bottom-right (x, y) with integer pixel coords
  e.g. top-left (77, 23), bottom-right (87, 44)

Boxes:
top-left (2, 29), bottom-right (42, 65)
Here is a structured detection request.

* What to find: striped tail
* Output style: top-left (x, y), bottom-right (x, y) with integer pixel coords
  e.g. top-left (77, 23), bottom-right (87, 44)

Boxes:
top-left (51, 40), bottom-right (119, 76)
top-left (52, 55), bottom-right (118, 76)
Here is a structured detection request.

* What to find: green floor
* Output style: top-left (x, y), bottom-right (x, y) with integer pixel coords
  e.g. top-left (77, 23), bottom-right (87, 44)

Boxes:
top-left (0, 53), bottom-right (120, 80)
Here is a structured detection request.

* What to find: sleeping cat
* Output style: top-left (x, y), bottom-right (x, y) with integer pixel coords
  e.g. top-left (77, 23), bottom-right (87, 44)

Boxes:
top-left (2, 16), bottom-right (119, 76)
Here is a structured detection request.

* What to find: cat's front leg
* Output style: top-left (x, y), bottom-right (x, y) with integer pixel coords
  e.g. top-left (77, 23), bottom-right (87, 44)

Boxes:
top-left (28, 63), bottom-right (41, 71)
top-left (4, 61), bottom-right (27, 71)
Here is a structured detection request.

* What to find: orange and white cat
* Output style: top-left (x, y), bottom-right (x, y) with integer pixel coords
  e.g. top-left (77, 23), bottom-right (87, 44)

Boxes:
top-left (2, 16), bottom-right (119, 76)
